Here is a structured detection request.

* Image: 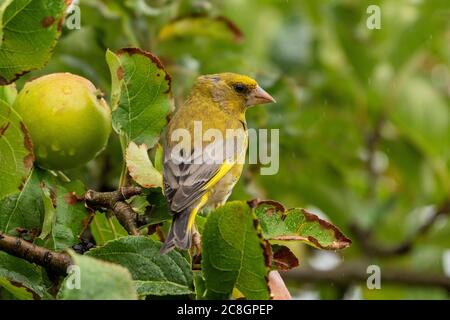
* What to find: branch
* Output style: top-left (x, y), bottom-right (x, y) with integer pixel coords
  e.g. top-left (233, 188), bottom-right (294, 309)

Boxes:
top-left (84, 186), bottom-right (142, 236)
top-left (351, 200), bottom-right (450, 257)
top-left (0, 232), bottom-right (71, 275)
top-left (282, 262), bottom-right (450, 291)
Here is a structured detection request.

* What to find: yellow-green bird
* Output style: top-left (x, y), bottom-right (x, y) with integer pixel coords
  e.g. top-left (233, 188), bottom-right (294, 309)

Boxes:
top-left (161, 73), bottom-right (275, 253)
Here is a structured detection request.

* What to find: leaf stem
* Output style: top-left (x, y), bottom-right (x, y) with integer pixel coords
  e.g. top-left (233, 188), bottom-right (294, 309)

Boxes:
top-left (119, 134), bottom-right (129, 188)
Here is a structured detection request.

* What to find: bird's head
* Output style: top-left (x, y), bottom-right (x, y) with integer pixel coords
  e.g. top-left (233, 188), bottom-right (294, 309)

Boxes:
top-left (194, 73), bottom-right (276, 113)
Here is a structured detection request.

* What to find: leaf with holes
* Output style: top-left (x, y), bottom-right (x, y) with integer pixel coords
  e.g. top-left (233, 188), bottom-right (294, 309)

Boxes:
top-left (58, 251), bottom-right (138, 300)
top-left (106, 48), bottom-right (172, 147)
top-left (0, 0), bottom-right (70, 84)
top-left (252, 200), bottom-right (351, 250)
top-left (202, 201), bottom-right (270, 300)
top-left (86, 236), bottom-right (193, 297)
top-left (126, 142), bottom-right (162, 188)
top-left (0, 101), bottom-right (34, 200)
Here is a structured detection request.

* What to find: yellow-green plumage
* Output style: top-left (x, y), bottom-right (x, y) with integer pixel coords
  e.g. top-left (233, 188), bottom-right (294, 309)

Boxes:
top-left (161, 73), bottom-right (275, 253)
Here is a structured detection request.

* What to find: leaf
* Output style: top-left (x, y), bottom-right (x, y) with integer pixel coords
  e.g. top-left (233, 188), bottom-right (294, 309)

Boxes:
top-left (90, 213), bottom-right (127, 246)
top-left (0, 0), bottom-right (14, 47)
top-left (154, 143), bottom-right (163, 173)
top-left (58, 251), bottom-right (138, 300)
top-left (133, 280), bottom-right (192, 297)
top-left (37, 173), bottom-right (89, 252)
top-left (145, 187), bottom-right (171, 224)
top-left (391, 77), bottom-right (450, 157)
top-left (271, 245), bottom-right (299, 271)
top-left (159, 15), bottom-right (244, 43)
top-left (202, 201), bottom-right (270, 300)
top-left (106, 48), bottom-right (172, 147)
top-left (193, 271), bottom-right (207, 299)
top-left (0, 167), bottom-right (88, 250)
top-left (0, 0), bottom-right (70, 84)
top-left (37, 183), bottom-right (56, 241)
top-left (126, 142), bottom-right (163, 188)
top-left (86, 236), bottom-right (193, 297)
top-left (0, 101), bottom-right (34, 200)
top-left (0, 251), bottom-right (47, 300)
top-left (252, 200), bottom-right (352, 250)
top-left (0, 83), bottom-right (17, 105)
top-left (0, 168), bottom-right (43, 236)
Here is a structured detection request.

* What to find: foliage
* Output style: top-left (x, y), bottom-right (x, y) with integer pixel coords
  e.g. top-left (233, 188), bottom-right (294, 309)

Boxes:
top-left (0, 0), bottom-right (449, 300)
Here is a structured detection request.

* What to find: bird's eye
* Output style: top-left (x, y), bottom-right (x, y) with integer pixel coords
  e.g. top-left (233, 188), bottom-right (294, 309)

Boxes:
top-left (233, 83), bottom-right (247, 94)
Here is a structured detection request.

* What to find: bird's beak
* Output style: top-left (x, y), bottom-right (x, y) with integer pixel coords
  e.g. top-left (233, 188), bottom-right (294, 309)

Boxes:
top-left (247, 85), bottom-right (276, 106)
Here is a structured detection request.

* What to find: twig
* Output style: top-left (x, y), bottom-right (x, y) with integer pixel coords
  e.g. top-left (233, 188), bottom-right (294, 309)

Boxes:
top-left (283, 262), bottom-right (450, 291)
top-left (0, 232), bottom-right (71, 275)
top-left (84, 186), bottom-right (142, 236)
top-left (350, 201), bottom-right (450, 257)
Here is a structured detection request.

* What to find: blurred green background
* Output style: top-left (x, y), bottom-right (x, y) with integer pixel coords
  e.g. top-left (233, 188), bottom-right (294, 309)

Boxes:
top-left (19, 0), bottom-right (450, 299)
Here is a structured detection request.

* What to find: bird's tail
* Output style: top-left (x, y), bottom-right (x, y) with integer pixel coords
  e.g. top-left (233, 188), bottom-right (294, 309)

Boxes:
top-left (160, 209), bottom-right (193, 254)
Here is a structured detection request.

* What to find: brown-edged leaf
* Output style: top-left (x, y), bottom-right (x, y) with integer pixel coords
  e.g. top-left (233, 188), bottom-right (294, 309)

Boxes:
top-left (252, 200), bottom-right (351, 250)
top-left (271, 245), bottom-right (299, 271)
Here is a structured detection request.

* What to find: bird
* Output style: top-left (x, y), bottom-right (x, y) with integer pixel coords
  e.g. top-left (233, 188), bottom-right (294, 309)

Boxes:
top-left (160, 73), bottom-right (275, 253)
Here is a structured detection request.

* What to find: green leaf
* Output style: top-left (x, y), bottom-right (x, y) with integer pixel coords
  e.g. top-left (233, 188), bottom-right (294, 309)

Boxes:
top-left (133, 280), bottom-right (192, 297)
top-left (0, 83), bottom-right (17, 105)
top-left (202, 201), bottom-right (270, 300)
top-left (0, 168), bottom-right (42, 236)
top-left (154, 143), bottom-right (163, 173)
top-left (38, 173), bottom-right (89, 252)
top-left (391, 77), bottom-right (450, 157)
top-left (0, 0), bottom-right (70, 84)
top-left (0, 251), bottom-right (47, 300)
top-left (145, 188), bottom-right (171, 224)
top-left (126, 141), bottom-right (163, 188)
top-left (0, 167), bottom-right (88, 250)
top-left (159, 15), bottom-right (244, 43)
top-left (0, 101), bottom-right (34, 200)
top-left (90, 213), bottom-right (128, 246)
top-left (0, 0), bottom-right (14, 47)
top-left (58, 251), bottom-right (138, 300)
top-left (86, 236), bottom-right (193, 297)
top-left (193, 271), bottom-right (207, 299)
top-left (37, 182), bottom-right (56, 241)
top-left (106, 48), bottom-right (172, 147)
top-left (253, 200), bottom-right (352, 250)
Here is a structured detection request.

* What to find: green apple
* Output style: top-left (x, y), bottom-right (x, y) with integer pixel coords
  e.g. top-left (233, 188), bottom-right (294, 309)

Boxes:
top-left (13, 73), bottom-right (112, 170)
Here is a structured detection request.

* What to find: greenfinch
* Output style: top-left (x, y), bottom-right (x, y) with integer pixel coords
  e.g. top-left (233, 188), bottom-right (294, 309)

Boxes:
top-left (161, 73), bottom-right (275, 253)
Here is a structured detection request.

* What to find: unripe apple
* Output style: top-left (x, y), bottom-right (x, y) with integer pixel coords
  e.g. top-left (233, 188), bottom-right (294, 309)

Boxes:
top-left (13, 73), bottom-right (112, 170)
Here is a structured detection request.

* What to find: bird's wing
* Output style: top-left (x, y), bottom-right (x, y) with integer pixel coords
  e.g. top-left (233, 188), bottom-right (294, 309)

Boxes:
top-left (163, 133), bottom-right (245, 214)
